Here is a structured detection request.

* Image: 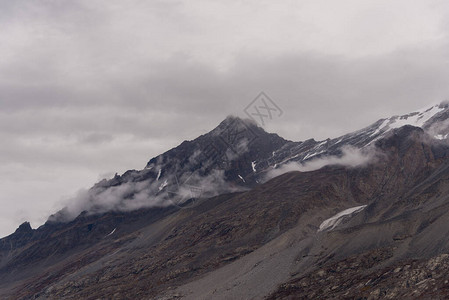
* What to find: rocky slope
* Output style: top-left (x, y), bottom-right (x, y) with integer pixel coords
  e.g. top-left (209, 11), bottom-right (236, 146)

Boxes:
top-left (2, 103), bottom-right (449, 299)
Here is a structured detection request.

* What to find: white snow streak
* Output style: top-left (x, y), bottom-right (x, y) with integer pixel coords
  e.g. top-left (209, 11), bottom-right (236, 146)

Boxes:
top-left (106, 228), bottom-right (116, 236)
top-left (370, 119), bottom-right (390, 137)
top-left (304, 151), bottom-right (325, 160)
top-left (238, 175), bottom-right (246, 183)
top-left (159, 180), bottom-right (168, 191)
top-left (318, 205), bottom-right (367, 232)
top-left (252, 161), bottom-right (257, 172)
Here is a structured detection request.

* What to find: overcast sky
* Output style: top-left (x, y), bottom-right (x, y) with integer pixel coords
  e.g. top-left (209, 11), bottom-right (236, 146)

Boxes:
top-left (2, 0), bottom-right (449, 237)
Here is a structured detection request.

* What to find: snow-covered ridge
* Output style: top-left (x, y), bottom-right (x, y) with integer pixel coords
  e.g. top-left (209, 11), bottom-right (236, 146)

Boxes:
top-left (270, 103), bottom-right (449, 172)
top-left (372, 104), bottom-right (445, 138)
top-left (318, 205), bottom-right (367, 232)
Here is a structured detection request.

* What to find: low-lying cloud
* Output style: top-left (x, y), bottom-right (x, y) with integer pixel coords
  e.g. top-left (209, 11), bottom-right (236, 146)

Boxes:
top-left (48, 147), bottom-right (248, 222)
top-left (49, 169), bottom-right (242, 222)
top-left (264, 146), bottom-right (378, 181)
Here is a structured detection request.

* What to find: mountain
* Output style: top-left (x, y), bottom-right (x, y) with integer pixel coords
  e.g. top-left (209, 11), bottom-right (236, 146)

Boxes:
top-left (47, 103), bottom-right (449, 223)
top-left (3, 103), bottom-right (449, 299)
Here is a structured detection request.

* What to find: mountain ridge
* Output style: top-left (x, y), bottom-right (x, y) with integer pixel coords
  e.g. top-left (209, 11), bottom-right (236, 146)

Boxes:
top-left (8, 102), bottom-right (449, 232)
top-left (3, 103), bottom-right (449, 299)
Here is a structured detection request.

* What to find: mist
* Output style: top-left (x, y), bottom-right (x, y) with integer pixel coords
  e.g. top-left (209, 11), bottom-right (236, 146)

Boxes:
top-left (264, 146), bottom-right (378, 181)
top-left (48, 148), bottom-right (248, 223)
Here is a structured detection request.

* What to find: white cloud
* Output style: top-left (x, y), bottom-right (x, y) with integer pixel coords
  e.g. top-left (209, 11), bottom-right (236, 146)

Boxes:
top-left (264, 146), bottom-right (378, 180)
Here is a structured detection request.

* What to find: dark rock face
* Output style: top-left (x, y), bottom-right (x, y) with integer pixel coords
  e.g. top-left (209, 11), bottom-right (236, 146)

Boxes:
top-left (4, 105), bottom-right (449, 299)
top-left (268, 251), bottom-right (449, 299)
top-left (143, 116), bottom-right (288, 186)
top-left (0, 222), bottom-right (33, 252)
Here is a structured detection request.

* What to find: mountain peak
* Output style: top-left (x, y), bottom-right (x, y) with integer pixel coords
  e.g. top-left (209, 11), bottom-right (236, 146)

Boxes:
top-left (205, 115), bottom-right (269, 146)
top-left (14, 222), bottom-right (32, 233)
top-left (215, 115), bottom-right (259, 131)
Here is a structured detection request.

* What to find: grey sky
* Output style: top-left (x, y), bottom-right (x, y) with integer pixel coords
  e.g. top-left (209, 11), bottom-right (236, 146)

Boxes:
top-left (1, 0), bottom-right (449, 237)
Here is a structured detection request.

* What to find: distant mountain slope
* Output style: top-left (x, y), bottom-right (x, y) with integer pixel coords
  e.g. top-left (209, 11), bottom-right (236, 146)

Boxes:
top-left (263, 102), bottom-right (449, 170)
top-left (3, 103), bottom-right (449, 299)
top-left (46, 102), bottom-right (449, 224)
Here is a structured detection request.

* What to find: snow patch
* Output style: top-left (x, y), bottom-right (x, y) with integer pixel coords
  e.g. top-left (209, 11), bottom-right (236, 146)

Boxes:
top-left (387, 105), bottom-right (444, 130)
top-left (334, 138), bottom-right (343, 144)
top-left (251, 161), bottom-right (257, 172)
top-left (317, 140), bottom-right (327, 148)
top-left (106, 228), bottom-right (116, 236)
top-left (371, 119), bottom-right (390, 137)
top-left (156, 169), bottom-right (162, 181)
top-left (303, 151), bottom-right (325, 160)
top-left (435, 134), bottom-right (448, 140)
top-left (238, 175), bottom-right (246, 183)
top-left (159, 180), bottom-right (168, 191)
top-left (318, 205), bottom-right (367, 232)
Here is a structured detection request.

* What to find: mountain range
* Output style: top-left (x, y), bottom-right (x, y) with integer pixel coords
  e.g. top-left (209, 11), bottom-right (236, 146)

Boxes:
top-left (3, 102), bottom-right (449, 299)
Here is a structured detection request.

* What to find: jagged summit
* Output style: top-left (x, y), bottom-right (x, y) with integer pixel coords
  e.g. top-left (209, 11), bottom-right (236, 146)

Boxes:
top-left (207, 115), bottom-right (269, 144)
top-left (371, 103), bottom-right (448, 136)
top-left (14, 222), bottom-right (32, 233)
top-left (216, 115), bottom-right (259, 128)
